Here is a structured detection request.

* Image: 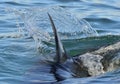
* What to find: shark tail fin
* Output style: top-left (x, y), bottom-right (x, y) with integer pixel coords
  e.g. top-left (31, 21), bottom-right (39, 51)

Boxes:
top-left (48, 13), bottom-right (68, 63)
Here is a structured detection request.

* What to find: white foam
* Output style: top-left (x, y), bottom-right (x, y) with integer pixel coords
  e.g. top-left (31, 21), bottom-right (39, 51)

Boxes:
top-left (0, 32), bottom-right (23, 38)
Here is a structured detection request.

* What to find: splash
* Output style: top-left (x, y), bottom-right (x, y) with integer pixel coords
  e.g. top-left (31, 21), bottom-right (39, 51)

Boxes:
top-left (6, 6), bottom-right (98, 53)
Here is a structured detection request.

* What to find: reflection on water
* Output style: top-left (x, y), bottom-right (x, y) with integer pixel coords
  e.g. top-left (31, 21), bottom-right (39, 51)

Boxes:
top-left (0, 0), bottom-right (120, 84)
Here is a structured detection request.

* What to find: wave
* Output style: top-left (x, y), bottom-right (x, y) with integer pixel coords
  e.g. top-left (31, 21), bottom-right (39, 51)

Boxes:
top-left (0, 1), bottom-right (30, 6)
top-left (0, 32), bottom-right (23, 38)
top-left (89, 3), bottom-right (120, 10)
top-left (85, 18), bottom-right (117, 23)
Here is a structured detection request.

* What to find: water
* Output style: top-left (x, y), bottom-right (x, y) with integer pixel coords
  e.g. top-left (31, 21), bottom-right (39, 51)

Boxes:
top-left (0, 0), bottom-right (120, 84)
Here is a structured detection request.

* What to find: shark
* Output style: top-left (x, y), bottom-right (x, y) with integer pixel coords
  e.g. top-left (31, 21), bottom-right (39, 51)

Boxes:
top-left (26, 13), bottom-right (120, 84)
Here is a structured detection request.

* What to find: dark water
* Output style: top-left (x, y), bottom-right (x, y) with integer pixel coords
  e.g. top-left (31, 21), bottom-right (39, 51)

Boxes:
top-left (0, 0), bottom-right (120, 84)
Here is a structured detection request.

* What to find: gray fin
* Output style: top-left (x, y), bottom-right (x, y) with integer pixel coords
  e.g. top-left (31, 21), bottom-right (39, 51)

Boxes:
top-left (48, 13), bottom-right (68, 63)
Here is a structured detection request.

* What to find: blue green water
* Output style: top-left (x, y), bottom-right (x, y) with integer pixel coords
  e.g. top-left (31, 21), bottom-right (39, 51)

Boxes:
top-left (0, 0), bottom-right (120, 84)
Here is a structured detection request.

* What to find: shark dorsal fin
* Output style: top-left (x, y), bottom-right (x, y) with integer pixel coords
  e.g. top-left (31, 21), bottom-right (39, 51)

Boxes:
top-left (48, 13), bottom-right (68, 63)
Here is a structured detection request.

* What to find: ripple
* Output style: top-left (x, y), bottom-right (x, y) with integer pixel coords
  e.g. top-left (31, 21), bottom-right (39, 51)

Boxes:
top-left (0, 1), bottom-right (30, 7)
top-left (85, 18), bottom-right (117, 23)
top-left (89, 3), bottom-right (120, 10)
top-left (54, 0), bottom-right (81, 3)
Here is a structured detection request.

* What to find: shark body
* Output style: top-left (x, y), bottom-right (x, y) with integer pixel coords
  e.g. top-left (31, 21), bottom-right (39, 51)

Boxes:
top-left (26, 14), bottom-right (120, 84)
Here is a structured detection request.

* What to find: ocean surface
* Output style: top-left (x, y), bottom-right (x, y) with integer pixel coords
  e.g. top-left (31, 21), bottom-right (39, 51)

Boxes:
top-left (0, 0), bottom-right (120, 84)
